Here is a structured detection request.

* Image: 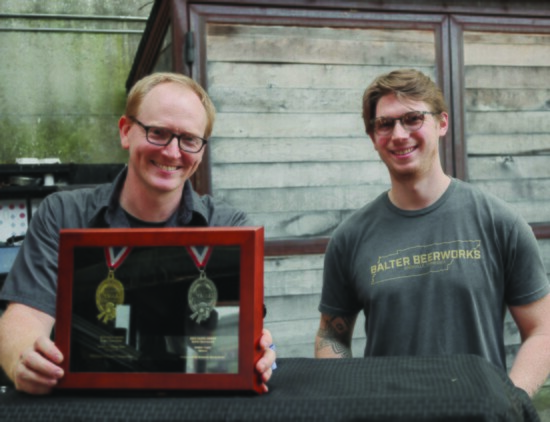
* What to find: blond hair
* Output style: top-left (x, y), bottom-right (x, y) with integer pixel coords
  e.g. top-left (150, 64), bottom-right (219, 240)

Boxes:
top-left (126, 72), bottom-right (216, 139)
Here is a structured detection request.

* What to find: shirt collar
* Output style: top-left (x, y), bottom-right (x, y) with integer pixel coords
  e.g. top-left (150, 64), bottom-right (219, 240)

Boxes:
top-left (90, 167), bottom-right (209, 228)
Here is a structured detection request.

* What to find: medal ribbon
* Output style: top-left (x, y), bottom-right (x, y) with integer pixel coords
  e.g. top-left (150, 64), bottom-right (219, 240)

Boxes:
top-left (186, 246), bottom-right (216, 323)
top-left (104, 246), bottom-right (132, 270)
top-left (186, 246), bottom-right (212, 270)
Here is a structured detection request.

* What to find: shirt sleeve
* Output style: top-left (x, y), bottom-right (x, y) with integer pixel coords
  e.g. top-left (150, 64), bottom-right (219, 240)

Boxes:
top-left (0, 195), bottom-right (63, 317)
top-left (203, 195), bottom-right (252, 227)
top-left (319, 233), bottom-right (363, 316)
top-left (504, 214), bottom-right (550, 306)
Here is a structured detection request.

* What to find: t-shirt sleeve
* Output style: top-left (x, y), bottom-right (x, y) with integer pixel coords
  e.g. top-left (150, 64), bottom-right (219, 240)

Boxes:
top-left (504, 214), bottom-right (550, 306)
top-left (319, 233), bottom-right (362, 316)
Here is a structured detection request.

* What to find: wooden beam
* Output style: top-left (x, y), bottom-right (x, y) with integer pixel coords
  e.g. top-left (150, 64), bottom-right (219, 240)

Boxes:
top-left (265, 237), bottom-right (329, 256)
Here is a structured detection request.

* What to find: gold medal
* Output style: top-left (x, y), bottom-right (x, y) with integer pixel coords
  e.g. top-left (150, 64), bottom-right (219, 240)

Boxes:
top-left (96, 270), bottom-right (125, 324)
top-left (96, 244), bottom-right (131, 325)
top-left (188, 271), bottom-right (218, 323)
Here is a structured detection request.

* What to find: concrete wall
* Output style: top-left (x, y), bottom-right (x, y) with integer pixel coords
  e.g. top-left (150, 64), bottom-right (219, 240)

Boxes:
top-left (0, 0), bottom-right (152, 164)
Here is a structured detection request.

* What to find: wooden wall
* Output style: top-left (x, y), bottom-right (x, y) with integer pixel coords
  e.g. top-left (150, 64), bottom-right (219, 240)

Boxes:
top-left (207, 24), bottom-right (435, 240)
top-left (205, 23), bottom-right (435, 358)
top-left (464, 31), bottom-right (550, 225)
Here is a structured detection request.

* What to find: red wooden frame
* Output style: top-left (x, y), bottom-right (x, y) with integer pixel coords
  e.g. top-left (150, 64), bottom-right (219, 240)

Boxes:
top-left (54, 227), bottom-right (265, 393)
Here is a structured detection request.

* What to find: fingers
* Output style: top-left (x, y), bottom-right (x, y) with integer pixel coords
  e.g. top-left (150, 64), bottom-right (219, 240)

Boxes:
top-left (256, 346), bottom-right (276, 373)
top-left (256, 329), bottom-right (277, 392)
top-left (35, 336), bottom-right (64, 365)
top-left (257, 328), bottom-right (276, 372)
top-left (260, 367), bottom-right (272, 393)
top-left (259, 328), bottom-right (273, 349)
top-left (15, 365), bottom-right (59, 395)
top-left (14, 337), bottom-right (64, 395)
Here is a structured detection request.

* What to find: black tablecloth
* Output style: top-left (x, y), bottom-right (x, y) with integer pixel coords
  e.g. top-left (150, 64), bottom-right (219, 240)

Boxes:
top-left (0, 355), bottom-right (539, 421)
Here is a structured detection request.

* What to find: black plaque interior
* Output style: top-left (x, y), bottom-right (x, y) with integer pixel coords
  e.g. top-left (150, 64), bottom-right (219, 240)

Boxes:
top-left (69, 245), bottom-right (241, 374)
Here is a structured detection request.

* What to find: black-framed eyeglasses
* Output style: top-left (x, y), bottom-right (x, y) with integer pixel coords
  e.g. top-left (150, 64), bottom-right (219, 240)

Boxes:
top-left (371, 111), bottom-right (437, 136)
top-left (129, 116), bottom-right (208, 153)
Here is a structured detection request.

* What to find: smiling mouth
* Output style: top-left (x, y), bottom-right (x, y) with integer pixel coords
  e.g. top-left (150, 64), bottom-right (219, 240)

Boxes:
top-left (153, 161), bottom-right (180, 171)
top-left (393, 147), bottom-right (416, 156)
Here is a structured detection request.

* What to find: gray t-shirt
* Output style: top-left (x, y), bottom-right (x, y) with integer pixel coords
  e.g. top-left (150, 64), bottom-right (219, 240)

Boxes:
top-left (0, 168), bottom-right (250, 317)
top-left (319, 178), bottom-right (549, 369)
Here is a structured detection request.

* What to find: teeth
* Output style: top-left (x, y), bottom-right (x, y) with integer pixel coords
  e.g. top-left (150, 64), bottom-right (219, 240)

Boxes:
top-left (157, 163), bottom-right (178, 171)
top-left (394, 147), bottom-right (415, 156)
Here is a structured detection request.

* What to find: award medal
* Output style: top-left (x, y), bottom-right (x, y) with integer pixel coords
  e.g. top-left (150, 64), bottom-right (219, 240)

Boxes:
top-left (186, 246), bottom-right (217, 323)
top-left (96, 246), bottom-right (131, 324)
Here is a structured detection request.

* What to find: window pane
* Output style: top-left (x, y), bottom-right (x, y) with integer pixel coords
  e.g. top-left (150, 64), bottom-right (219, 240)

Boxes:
top-left (206, 23), bottom-right (437, 240)
top-left (464, 30), bottom-right (550, 225)
top-left (153, 23), bottom-right (172, 72)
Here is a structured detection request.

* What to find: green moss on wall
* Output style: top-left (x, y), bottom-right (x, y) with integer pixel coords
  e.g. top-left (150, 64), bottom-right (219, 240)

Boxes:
top-left (0, 7), bottom-right (148, 164)
top-left (0, 115), bottom-right (128, 163)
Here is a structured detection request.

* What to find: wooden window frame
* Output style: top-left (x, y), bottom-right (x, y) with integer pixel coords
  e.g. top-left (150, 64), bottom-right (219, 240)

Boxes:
top-left (449, 14), bottom-right (550, 240)
top-left (449, 14), bottom-right (550, 180)
top-left (127, 0), bottom-right (550, 255)
top-left (186, 3), bottom-right (452, 191)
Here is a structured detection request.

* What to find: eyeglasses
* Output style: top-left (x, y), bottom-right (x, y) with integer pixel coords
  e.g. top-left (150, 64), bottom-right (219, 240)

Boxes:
top-left (371, 111), bottom-right (437, 136)
top-left (129, 116), bottom-right (208, 153)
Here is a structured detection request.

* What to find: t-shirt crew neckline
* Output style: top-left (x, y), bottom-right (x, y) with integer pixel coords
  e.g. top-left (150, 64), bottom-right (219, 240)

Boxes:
top-left (383, 178), bottom-right (457, 218)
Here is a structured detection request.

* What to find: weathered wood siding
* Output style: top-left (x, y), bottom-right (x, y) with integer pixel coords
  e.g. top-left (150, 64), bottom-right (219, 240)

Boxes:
top-left (464, 30), bottom-right (550, 368)
top-left (464, 31), bottom-right (550, 224)
top-left (205, 23), bottom-right (436, 357)
top-left (207, 24), bottom-right (436, 240)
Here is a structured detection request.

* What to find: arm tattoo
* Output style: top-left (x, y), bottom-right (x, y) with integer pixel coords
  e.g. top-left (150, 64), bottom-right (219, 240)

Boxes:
top-left (316, 314), bottom-right (355, 358)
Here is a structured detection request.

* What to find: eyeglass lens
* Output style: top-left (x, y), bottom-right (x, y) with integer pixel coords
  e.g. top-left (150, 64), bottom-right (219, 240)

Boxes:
top-left (374, 111), bottom-right (427, 135)
top-left (147, 127), bottom-right (203, 152)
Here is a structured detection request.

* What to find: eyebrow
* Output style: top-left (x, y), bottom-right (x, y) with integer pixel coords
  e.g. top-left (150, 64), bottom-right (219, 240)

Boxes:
top-left (134, 118), bottom-right (204, 139)
top-left (374, 111), bottom-right (432, 120)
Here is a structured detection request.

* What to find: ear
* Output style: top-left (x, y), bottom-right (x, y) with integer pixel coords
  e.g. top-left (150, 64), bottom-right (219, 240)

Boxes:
top-left (119, 116), bottom-right (131, 150)
top-left (438, 112), bottom-right (449, 137)
top-left (368, 131), bottom-right (378, 151)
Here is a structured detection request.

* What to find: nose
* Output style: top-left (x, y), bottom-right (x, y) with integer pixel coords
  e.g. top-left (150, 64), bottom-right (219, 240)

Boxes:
top-left (391, 118), bottom-right (409, 137)
top-left (162, 135), bottom-right (182, 157)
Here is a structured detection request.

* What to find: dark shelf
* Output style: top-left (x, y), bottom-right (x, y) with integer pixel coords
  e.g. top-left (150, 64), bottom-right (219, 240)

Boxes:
top-left (0, 163), bottom-right (125, 202)
top-left (0, 186), bottom-right (60, 199)
top-left (0, 164), bottom-right (72, 175)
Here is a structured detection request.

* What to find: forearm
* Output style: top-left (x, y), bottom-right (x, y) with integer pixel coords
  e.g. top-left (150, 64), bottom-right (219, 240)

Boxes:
top-left (509, 334), bottom-right (550, 397)
top-left (0, 303), bottom-right (55, 381)
top-left (315, 333), bottom-right (352, 358)
top-left (314, 313), bottom-right (356, 358)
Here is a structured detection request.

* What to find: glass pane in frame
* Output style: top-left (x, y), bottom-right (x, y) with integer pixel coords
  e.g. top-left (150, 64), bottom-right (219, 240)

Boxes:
top-left (153, 23), bottom-right (173, 72)
top-left (69, 245), bottom-right (240, 374)
top-left (205, 23), bottom-right (437, 240)
top-left (463, 30), bottom-right (550, 225)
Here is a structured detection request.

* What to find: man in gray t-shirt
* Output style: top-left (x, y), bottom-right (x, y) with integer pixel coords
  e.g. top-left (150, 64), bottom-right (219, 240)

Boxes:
top-left (315, 68), bottom-right (550, 398)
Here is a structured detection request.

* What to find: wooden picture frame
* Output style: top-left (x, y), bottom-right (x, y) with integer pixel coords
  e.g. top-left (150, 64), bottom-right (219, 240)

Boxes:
top-left (54, 227), bottom-right (264, 393)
